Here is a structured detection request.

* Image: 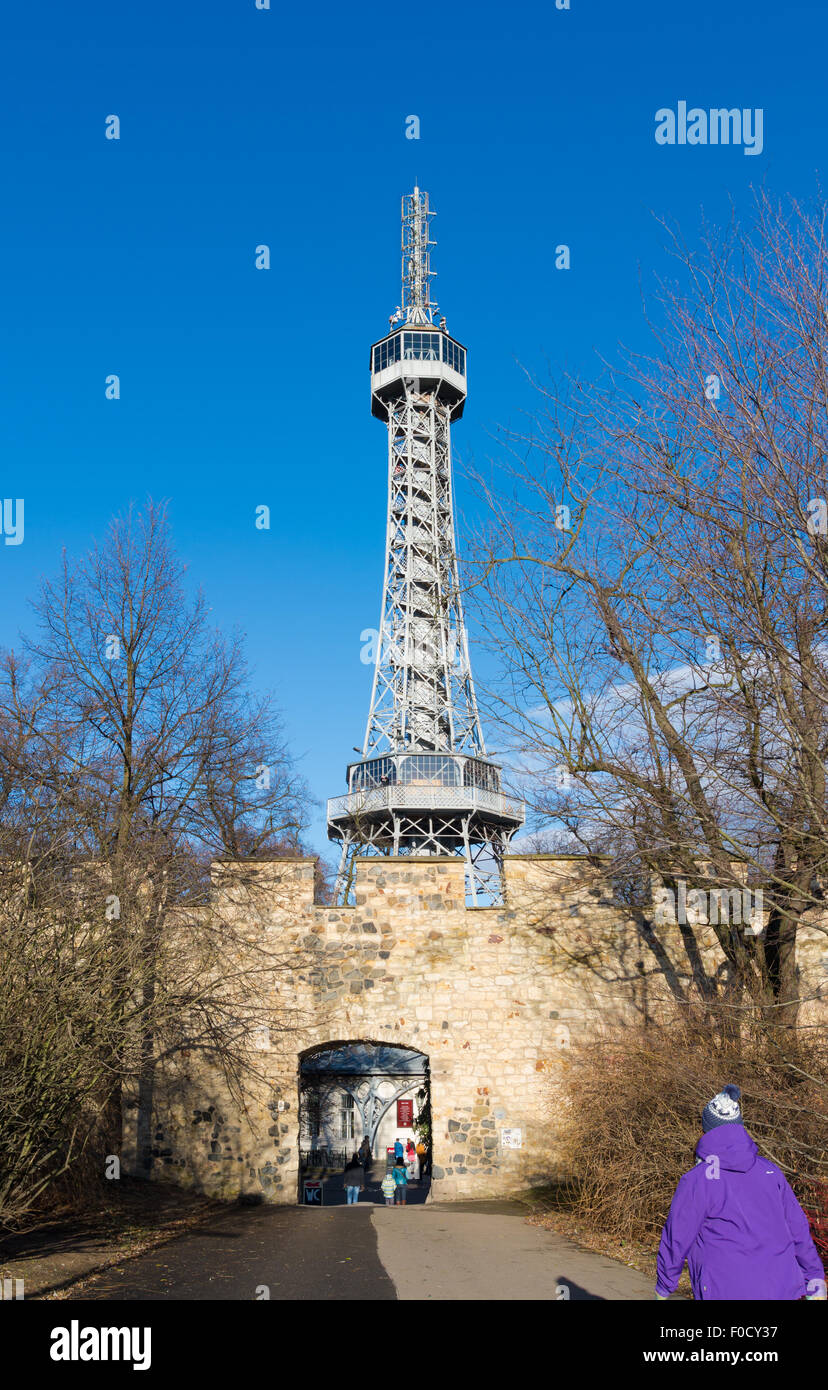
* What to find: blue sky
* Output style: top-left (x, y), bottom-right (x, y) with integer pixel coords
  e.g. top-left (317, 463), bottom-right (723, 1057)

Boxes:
top-left (1, 0), bottom-right (826, 858)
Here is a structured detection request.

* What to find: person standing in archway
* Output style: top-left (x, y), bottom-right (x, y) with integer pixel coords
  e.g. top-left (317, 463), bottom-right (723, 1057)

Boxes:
top-left (358, 1135), bottom-right (371, 1170)
top-left (416, 1136), bottom-right (427, 1178)
top-left (343, 1153), bottom-right (365, 1206)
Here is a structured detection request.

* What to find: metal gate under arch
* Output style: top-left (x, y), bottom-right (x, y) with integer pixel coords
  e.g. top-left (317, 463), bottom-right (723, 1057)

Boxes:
top-left (297, 1041), bottom-right (430, 1197)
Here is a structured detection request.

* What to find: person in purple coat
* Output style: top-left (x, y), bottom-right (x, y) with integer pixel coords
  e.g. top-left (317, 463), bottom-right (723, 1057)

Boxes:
top-left (655, 1084), bottom-right (826, 1301)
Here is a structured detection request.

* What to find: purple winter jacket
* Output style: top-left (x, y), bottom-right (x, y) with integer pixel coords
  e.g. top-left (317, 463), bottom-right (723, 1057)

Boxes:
top-left (656, 1124), bottom-right (825, 1300)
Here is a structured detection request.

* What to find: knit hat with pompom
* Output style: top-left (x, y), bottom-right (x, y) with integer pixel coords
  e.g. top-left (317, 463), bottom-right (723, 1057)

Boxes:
top-left (701, 1083), bottom-right (742, 1133)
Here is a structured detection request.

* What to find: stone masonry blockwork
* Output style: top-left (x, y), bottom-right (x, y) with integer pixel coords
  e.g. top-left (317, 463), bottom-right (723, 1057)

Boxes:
top-left (122, 854), bottom-right (826, 1204)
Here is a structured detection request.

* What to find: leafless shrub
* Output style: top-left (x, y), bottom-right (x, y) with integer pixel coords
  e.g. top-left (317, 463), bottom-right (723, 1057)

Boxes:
top-left (556, 1015), bottom-right (828, 1248)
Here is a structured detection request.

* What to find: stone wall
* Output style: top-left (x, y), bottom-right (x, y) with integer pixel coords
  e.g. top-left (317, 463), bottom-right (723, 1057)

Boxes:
top-left (123, 853), bottom-right (826, 1204)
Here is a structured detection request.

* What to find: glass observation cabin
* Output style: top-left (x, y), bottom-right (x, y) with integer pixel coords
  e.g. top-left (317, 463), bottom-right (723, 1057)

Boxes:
top-left (326, 750), bottom-right (525, 841)
top-left (347, 752), bottom-right (500, 794)
top-left (370, 327), bottom-right (467, 420)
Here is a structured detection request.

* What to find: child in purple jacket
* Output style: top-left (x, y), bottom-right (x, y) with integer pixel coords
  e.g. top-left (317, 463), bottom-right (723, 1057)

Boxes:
top-left (655, 1084), bottom-right (826, 1301)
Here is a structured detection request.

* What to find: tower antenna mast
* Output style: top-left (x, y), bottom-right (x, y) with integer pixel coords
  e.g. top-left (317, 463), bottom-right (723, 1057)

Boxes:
top-left (400, 185), bottom-right (438, 325)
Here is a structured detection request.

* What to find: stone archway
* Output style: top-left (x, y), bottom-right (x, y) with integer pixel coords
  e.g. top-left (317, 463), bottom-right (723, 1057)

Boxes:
top-left (297, 1040), bottom-right (430, 1204)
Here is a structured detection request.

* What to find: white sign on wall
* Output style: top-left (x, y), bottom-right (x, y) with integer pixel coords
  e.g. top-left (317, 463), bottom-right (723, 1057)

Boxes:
top-left (501, 1128), bottom-right (522, 1149)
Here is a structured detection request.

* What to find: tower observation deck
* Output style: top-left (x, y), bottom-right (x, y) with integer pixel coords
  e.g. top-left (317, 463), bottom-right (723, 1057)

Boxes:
top-left (327, 188), bottom-right (525, 904)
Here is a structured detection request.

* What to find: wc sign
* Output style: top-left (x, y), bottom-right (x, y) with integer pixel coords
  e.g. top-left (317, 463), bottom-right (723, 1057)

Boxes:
top-left (303, 1180), bottom-right (323, 1205)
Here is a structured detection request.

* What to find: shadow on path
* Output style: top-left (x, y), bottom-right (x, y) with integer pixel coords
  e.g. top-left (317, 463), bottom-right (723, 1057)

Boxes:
top-left (554, 1275), bottom-right (605, 1301)
top-left (76, 1204), bottom-right (397, 1302)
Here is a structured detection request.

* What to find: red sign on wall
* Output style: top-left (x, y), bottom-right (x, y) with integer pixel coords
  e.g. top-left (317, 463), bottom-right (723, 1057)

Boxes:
top-left (396, 1099), bottom-right (414, 1128)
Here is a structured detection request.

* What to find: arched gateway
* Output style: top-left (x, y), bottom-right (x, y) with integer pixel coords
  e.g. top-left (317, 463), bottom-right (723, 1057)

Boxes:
top-left (300, 1042), bottom-right (428, 1155)
top-left (298, 1042), bottom-right (430, 1203)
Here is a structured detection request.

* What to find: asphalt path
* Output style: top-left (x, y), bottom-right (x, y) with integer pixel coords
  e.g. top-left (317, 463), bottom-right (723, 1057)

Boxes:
top-left (79, 1202), bottom-right (396, 1301)
top-left (74, 1198), bottom-right (656, 1301)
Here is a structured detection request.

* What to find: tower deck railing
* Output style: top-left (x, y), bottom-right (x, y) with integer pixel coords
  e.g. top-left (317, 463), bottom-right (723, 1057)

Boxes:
top-left (327, 784), bottom-right (526, 826)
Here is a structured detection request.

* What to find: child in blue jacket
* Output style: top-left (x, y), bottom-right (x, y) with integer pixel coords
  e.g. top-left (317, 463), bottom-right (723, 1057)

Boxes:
top-left (392, 1157), bottom-right (409, 1206)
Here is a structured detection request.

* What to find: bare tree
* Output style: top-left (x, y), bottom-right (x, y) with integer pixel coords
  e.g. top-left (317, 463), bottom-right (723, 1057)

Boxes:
top-left (469, 191), bottom-right (828, 1033)
top-left (0, 501), bottom-right (316, 1214)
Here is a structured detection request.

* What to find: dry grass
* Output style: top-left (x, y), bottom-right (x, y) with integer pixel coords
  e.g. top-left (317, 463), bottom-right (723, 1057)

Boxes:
top-left (553, 1016), bottom-right (828, 1252)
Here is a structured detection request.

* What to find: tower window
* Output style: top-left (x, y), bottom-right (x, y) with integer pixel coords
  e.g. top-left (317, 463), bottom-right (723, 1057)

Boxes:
top-left (399, 755), bottom-right (460, 786)
top-left (463, 759), bottom-right (501, 792)
top-left (402, 332), bottom-right (441, 362)
top-left (373, 336), bottom-right (402, 372)
top-left (351, 757), bottom-right (396, 790)
top-left (442, 338), bottom-right (466, 374)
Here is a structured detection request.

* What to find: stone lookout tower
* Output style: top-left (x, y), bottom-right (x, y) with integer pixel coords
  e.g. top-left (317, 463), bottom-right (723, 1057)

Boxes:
top-left (327, 187), bottom-right (525, 905)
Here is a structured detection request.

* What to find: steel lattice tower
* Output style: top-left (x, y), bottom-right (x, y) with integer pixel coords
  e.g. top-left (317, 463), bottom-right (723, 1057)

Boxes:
top-left (327, 188), bottom-right (524, 904)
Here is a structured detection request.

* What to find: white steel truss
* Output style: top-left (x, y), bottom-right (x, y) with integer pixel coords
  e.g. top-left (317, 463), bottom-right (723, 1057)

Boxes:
top-left (363, 380), bottom-right (483, 758)
top-left (327, 188), bottom-right (524, 905)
